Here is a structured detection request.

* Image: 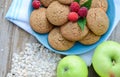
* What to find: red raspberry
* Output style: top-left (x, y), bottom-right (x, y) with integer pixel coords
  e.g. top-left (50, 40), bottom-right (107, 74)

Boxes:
top-left (78, 7), bottom-right (88, 18)
top-left (68, 12), bottom-right (79, 22)
top-left (70, 2), bottom-right (80, 12)
top-left (32, 0), bottom-right (41, 9)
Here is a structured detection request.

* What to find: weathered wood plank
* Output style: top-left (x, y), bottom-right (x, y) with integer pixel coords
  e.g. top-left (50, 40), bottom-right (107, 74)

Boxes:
top-left (108, 22), bottom-right (120, 43)
top-left (0, 0), bottom-right (37, 77)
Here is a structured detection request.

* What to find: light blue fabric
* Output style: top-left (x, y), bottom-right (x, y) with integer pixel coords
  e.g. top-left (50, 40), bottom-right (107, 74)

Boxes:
top-left (6, 0), bottom-right (120, 66)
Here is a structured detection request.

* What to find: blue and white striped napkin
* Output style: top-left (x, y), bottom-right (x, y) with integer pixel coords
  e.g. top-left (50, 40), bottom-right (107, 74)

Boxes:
top-left (5, 0), bottom-right (120, 66)
top-left (6, 0), bottom-right (33, 34)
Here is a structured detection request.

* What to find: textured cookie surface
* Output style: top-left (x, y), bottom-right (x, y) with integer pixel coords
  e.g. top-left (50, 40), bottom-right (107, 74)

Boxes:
top-left (48, 28), bottom-right (75, 51)
top-left (79, 31), bottom-right (101, 45)
top-left (87, 8), bottom-right (109, 35)
top-left (30, 8), bottom-right (53, 33)
top-left (41, 0), bottom-right (55, 7)
top-left (58, 0), bottom-right (74, 4)
top-left (60, 22), bottom-right (89, 41)
top-left (46, 1), bottom-right (70, 26)
top-left (80, 0), bottom-right (108, 12)
top-left (91, 0), bottom-right (108, 12)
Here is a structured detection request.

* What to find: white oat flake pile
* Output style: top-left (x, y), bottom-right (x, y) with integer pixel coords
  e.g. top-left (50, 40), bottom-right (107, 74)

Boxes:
top-left (7, 43), bottom-right (61, 77)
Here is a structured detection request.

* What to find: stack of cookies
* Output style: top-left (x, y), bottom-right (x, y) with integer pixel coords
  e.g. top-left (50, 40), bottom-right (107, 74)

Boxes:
top-left (30, 0), bottom-right (109, 51)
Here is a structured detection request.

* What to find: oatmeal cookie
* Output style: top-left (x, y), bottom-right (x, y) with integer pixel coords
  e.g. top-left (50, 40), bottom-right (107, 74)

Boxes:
top-left (30, 8), bottom-right (53, 33)
top-left (60, 22), bottom-right (89, 41)
top-left (79, 31), bottom-right (101, 45)
top-left (46, 1), bottom-right (70, 26)
top-left (40, 0), bottom-right (55, 7)
top-left (80, 0), bottom-right (108, 12)
top-left (48, 28), bottom-right (75, 51)
top-left (86, 8), bottom-right (109, 35)
top-left (58, 0), bottom-right (74, 5)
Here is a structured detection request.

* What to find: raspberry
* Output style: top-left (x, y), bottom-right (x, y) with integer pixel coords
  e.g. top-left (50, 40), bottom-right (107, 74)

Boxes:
top-left (70, 2), bottom-right (80, 12)
top-left (68, 12), bottom-right (79, 22)
top-left (78, 7), bottom-right (88, 18)
top-left (32, 0), bottom-right (41, 9)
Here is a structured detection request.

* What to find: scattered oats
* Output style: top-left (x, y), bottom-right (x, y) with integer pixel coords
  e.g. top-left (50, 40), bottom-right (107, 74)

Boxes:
top-left (6, 43), bottom-right (61, 77)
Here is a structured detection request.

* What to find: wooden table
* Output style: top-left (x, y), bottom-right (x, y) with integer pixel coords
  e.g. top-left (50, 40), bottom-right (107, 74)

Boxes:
top-left (0, 0), bottom-right (120, 77)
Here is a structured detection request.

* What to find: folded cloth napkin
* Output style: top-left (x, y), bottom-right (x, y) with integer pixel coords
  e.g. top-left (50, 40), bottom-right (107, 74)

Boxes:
top-left (6, 0), bottom-right (120, 66)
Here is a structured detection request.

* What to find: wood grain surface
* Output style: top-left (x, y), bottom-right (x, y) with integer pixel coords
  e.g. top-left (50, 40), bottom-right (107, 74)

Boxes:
top-left (0, 0), bottom-right (120, 77)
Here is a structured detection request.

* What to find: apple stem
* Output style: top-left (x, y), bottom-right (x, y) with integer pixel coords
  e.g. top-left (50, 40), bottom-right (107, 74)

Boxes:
top-left (111, 59), bottom-right (116, 66)
top-left (64, 67), bottom-right (69, 72)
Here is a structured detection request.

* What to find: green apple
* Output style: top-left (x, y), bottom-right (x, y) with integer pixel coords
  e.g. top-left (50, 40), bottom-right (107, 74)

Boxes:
top-left (92, 41), bottom-right (120, 77)
top-left (57, 55), bottom-right (88, 77)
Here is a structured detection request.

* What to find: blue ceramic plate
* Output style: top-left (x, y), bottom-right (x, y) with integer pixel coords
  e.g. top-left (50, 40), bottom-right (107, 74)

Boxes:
top-left (33, 0), bottom-right (115, 55)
